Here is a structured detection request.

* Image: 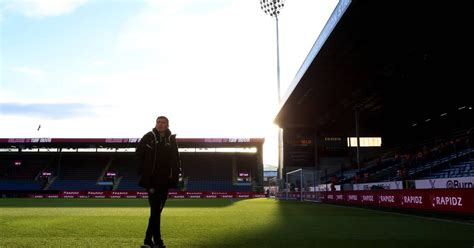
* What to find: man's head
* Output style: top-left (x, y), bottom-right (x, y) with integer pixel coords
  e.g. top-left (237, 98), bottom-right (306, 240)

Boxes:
top-left (155, 116), bottom-right (169, 133)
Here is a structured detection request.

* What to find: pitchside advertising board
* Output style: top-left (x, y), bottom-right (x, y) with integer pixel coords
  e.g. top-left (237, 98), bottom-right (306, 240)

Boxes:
top-left (415, 176), bottom-right (474, 189)
top-left (353, 181), bottom-right (403, 191)
top-left (320, 189), bottom-right (474, 213)
top-left (353, 176), bottom-right (474, 190)
top-left (29, 191), bottom-right (267, 199)
top-left (278, 189), bottom-right (474, 213)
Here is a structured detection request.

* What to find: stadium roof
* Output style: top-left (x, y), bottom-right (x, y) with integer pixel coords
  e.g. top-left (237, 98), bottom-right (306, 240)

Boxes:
top-left (274, 0), bottom-right (473, 144)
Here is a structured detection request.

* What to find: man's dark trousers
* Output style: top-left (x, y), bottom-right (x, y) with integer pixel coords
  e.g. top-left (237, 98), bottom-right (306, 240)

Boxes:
top-left (145, 187), bottom-right (169, 244)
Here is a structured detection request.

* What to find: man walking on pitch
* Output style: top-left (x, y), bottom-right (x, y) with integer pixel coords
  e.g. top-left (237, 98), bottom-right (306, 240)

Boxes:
top-left (136, 116), bottom-right (182, 248)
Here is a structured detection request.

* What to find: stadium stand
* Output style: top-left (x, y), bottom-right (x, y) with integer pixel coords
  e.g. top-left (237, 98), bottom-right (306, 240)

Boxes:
top-left (415, 157), bottom-right (474, 180)
top-left (110, 156), bottom-right (141, 190)
top-left (0, 138), bottom-right (264, 192)
top-left (0, 157), bottom-right (45, 190)
top-left (49, 155), bottom-right (108, 190)
top-left (321, 131), bottom-right (473, 185)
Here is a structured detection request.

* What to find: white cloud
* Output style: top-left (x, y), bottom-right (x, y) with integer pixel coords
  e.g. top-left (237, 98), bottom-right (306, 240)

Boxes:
top-left (8, 66), bottom-right (44, 79)
top-left (2, 0), bottom-right (88, 18)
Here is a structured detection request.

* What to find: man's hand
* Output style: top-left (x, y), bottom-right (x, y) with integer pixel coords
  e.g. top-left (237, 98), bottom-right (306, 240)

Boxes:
top-left (148, 188), bottom-right (155, 194)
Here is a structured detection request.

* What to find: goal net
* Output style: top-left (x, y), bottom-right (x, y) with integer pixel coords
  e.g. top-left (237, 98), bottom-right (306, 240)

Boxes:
top-left (285, 168), bottom-right (321, 202)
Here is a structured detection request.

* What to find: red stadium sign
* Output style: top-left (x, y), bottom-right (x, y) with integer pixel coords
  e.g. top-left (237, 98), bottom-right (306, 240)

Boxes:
top-left (277, 189), bottom-right (474, 214)
top-left (30, 191), bottom-right (268, 199)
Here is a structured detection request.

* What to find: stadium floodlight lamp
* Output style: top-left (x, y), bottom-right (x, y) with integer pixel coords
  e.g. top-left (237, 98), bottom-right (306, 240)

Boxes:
top-left (260, 0), bottom-right (285, 17)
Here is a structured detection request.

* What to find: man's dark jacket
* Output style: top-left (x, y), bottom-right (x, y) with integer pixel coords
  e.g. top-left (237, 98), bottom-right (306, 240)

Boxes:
top-left (136, 128), bottom-right (181, 189)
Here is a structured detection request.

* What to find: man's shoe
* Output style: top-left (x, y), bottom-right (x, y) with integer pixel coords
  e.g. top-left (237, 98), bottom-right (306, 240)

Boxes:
top-left (141, 239), bottom-right (154, 248)
top-left (154, 239), bottom-right (166, 248)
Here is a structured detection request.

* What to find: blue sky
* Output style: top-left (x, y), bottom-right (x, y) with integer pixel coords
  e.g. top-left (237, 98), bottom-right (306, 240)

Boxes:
top-left (0, 0), bottom-right (338, 167)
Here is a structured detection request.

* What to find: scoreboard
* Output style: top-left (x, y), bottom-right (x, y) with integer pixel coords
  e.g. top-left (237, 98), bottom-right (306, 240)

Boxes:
top-left (283, 128), bottom-right (315, 167)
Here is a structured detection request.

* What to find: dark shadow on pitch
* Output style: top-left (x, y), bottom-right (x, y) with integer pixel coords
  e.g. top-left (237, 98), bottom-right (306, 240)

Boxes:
top-left (198, 199), bottom-right (474, 248)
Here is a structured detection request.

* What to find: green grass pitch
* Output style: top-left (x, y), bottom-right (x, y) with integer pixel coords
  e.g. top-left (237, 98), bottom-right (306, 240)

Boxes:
top-left (1, 198), bottom-right (473, 248)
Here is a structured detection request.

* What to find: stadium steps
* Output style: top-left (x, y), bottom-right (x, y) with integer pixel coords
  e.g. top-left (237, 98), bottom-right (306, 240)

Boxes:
top-left (112, 176), bottom-right (123, 190)
top-left (97, 157), bottom-right (114, 184)
top-left (42, 176), bottom-right (58, 190)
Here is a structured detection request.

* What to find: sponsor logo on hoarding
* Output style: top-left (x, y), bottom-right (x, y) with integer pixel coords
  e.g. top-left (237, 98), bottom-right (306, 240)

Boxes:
top-left (415, 177), bottom-right (474, 189)
top-left (347, 195), bottom-right (358, 201)
top-left (379, 195), bottom-right (395, 203)
top-left (62, 191), bottom-right (81, 195)
top-left (9, 138), bottom-right (52, 143)
top-left (88, 191), bottom-right (104, 195)
top-left (429, 179), bottom-right (436, 188)
top-left (401, 196), bottom-right (423, 205)
top-left (186, 192), bottom-right (203, 195)
top-left (105, 138), bottom-right (139, 143)
top-left (358, 181), bottom-right (401, 190)
top-left (432, 196), bottom-right (463, 207)
top-left (361, 195), bottom-right (374, 202)
top-left (446, 180), bottom-right (473, 189)
top-left (111, 191), bottom-right (128, 195)
top-left (229, 138), bottom-right (250, 143)
top-left (211, 192), bottom-right (229, 195)
top-left (203, 138), bottom-right (250, 143)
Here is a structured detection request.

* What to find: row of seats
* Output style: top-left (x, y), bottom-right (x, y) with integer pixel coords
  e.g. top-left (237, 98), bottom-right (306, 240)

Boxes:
top-left (0, 179), bottom-right (42, 190)
top-left (49, 179), bottom-right (104, 191)
top-left (186, 180), bottom-right (251, 191)
top-left (1, 153), bottom-right (257, 191)
top-left (418, 159), bottom-right (474, 179)
top-left (342, 135), bottom-right (472, 184)
top-left (395, 148), bottom-right (474, 180)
